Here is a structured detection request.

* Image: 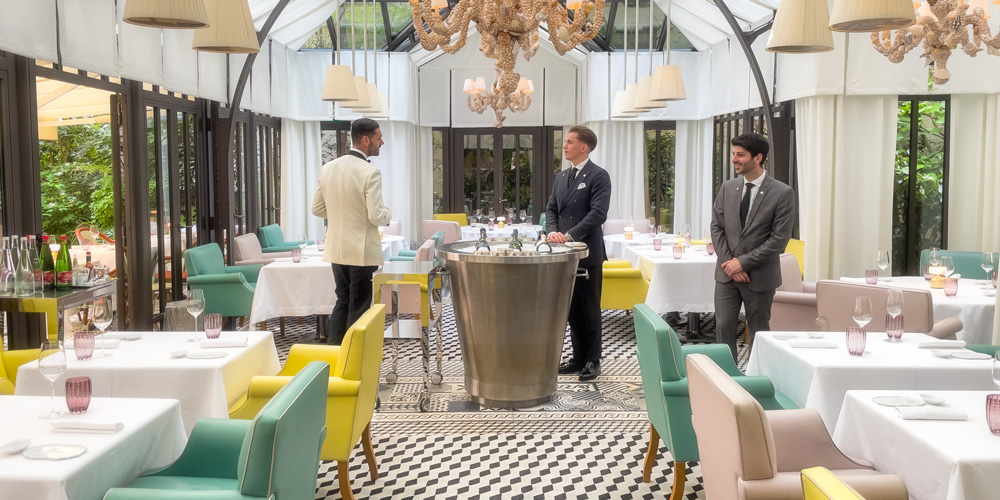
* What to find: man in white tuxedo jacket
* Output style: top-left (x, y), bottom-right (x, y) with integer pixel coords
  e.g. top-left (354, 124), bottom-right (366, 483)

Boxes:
top-left (311, 118), bottom-right (391, 345)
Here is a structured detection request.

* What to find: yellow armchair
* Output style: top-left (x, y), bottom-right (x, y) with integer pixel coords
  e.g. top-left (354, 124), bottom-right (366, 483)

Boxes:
top-left (1, 348), bottom-right (40, 395)
top-left (601, 260), bottom-right (650, 311)
top-left (802, 467), bottom-right (869, 500)
top-left (229, 304), bottom-right (386, 500)
top-left (433, 213), bottom-right (469, 226)
top-left (786, 238), bottom-right (805, 276)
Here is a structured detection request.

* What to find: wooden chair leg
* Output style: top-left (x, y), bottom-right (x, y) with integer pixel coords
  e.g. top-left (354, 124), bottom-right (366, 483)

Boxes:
top-left (361, 422), bottom-right (378, 480)
top-left (669, 461), bottom-right (687, 500)
top-left (297, 316), bottom-right (304, 325)
top-left (337, 461), bottom-right (355, 500)
top-left (238, 316), bottom-right (244, 328)
top-left (258, 321), bottom-right (266, 331)
top-left (642, 423), bottom-right (659, 482)
top-left (279, 317), bottom-right (285, 337)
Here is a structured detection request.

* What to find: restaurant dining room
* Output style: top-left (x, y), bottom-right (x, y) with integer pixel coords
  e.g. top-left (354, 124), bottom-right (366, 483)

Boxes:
top-left (1, 0), bottom-right (999, 499)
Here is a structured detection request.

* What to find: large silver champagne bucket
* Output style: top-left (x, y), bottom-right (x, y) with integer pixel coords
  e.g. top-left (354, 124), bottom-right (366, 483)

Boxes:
top-left (438, 240), bottom-right (587, 408)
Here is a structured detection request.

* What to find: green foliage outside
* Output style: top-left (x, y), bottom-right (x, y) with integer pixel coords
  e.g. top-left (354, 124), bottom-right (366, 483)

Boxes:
top-left (301, 3), bottom-right (414, 50)
top-left (892, 100), bottom-right (946, 276)
top-left (646, 129), bottom-right (676, 232)
top-left (39, 124), bottom-right (115, 242)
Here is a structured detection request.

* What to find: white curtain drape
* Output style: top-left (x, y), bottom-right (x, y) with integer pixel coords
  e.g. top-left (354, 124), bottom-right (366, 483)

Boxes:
top-left (374, 121), bottom-right (432, 243)
top-left (280, 120), bottom-right (325, 241)
top-left (795, 95), bottom-right (898, 281)
top-left (585, 120), bottom-right (646, 220)
top-left (947, 94), bottom-right (1000, 253)
top-left (674, 118), bottom-right (714, 237)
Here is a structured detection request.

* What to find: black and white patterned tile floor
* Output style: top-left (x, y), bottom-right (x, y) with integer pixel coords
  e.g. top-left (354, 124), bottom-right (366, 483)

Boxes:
top-left (264, 307), bottom-right (749, 499)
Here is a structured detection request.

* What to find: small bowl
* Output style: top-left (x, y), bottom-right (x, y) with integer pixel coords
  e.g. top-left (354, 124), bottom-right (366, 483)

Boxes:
top-left (170, 350), bottom-right (189, 359)
top-left (931, 350), bottom-right (953, 358)
top-left (806, 332), bottom-right (826, 339)
top-left (1, 439), bottom-right (31, 455)
top-left (919, 393), bottom-right (946, 405)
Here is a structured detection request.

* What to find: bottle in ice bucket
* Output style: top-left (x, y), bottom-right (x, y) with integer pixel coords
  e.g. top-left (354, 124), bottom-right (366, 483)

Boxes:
top-left (474, 227), bottom-right (491, 253)
top-left (509, 229), bottom-right (522, 251)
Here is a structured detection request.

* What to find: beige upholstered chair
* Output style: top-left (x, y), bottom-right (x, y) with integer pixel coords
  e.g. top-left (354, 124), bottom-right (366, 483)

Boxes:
top-left (686, 353), bottom-right (909, 500)
top-left (233, 234), bottom-right (289, 265)
top-left (421, 220), bottom-right (460, 244)
top-left (814, 280), bottom-right (963, 339)
top-left (771, 253), bottom-right (818, 331)
top-left (383, 220), bottom-right (402, 236)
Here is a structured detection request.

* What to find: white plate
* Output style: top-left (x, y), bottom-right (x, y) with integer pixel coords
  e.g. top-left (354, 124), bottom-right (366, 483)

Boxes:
top-left (920, 393), bottom-right (946, 405)
top-left (23, 444), bottom-right (87, 460)
top-left (950, 351), bottom-right (992, 360)
top-left (1, 439), bottom-right (31, 455)
top-left (105, 332), bottom-right (143, 341)
top-left (186, 350), bottom-right (228, 360)
top-left (873, 396), bottom-right (924, 407)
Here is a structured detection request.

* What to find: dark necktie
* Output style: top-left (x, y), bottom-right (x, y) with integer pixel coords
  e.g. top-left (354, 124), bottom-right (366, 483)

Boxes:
top-left (567, 167), bottom-right (578, 188)
top-left (739, 182), bottom-right (754, 229)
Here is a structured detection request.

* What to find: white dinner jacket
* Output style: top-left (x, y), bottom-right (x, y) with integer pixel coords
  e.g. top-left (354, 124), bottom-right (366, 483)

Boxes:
top-left (311, 154), bottom-right (391, 266)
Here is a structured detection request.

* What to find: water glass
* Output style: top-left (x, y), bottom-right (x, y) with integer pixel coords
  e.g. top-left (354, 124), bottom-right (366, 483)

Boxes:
top-left (865, 269), bottom-right (879, 285)
top-left (65, 376), bottom-right (92, 414)
top-left (928, 247), bottom-right (941, 266)
top-left (38, 341), bottom-right (67, 419)
top-left (852, 296), bottom-right (873, 329)
top-left (846, 327), bottom-right (866, 356)
top-left (884, 313), bottom-right (904, 342)
top-left (204, 313), bottom-right (223, 339)
top-left (943, 277), bottom-right (959, 297)
top-left (73, 331), bottom-right (95, 360)
top-left (987, 394), bottom-right (1000, 436)
top-left (992, 352), bottom-right (1000, 389)
top-left (706, 241), bottom-right (715, 256)
top-left (672, 245), bottom-right (683, 260)
top-left (653, 238), bottom-right (662, 251)
top-left (291, 248), bottom-right (302, 263)
top-left (317, 239), bottom-right (325, 252)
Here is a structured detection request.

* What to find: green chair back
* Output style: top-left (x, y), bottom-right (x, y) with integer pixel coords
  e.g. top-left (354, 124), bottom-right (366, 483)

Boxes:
top-left (258, 224), bottom-right (287, 248)
top-left (185, 244), bottom-right (226, 276)
top-left (633, 304), bottom-right (674, 448)
top-left (539, 213), bottom-right (546, 232)
top-left (919, 249), bottom-right (990, 280)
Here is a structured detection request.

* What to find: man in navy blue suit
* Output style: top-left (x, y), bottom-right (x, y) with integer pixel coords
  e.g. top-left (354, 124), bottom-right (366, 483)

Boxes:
top-left (546, 126), bottom-right (611, 382)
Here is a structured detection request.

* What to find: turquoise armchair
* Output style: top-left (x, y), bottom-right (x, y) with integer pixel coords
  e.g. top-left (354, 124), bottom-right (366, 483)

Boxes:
top-left (919, 249), bottom-right (990, 280)
top-left (184, 244), bottom-right (263, 318)
top-left (104, 361), bottom-right (330, 500)
top-left (633, 304), bottom-right (795, 498)
top-left (258, 224), bottom-right (310, 253)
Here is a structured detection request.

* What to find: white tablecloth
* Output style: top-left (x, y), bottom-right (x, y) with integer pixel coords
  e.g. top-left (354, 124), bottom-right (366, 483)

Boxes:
top-left (69, 245), bottom-right (117, 269)
top-left (16, 331), bottom-right (280, 433)
top-left (301, 235), bottom-right (409, 261)
top-left (603, 233), bottom-right (675, 260)
top-left (0, 396), bottom-right (186, 500)
top-left (834, 390), bottom-right (1000, 500)
top-left (250, 260), bottom-right (337, 325)
top-left (841, 276), bottom-right (996, 345)
top-left (624, 245), bottom-right (717, 313)
top-left (746, 331), bottom-right (997, 432)
top-left (460, 224), bottom-right (543, 241)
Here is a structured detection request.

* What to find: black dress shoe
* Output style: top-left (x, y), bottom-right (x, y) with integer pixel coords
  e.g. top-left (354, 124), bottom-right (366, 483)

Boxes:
top-left (558, 360), bottom-right (584, 375)
top-left (579, 361), bottom-right (601, 382)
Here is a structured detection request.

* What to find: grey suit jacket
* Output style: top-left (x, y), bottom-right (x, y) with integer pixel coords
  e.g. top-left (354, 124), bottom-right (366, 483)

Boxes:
top-left (710, 174), bottom-right (795, 292)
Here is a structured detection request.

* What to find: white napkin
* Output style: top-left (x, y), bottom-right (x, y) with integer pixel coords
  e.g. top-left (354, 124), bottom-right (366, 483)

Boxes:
top-left (771, 333), bottom-right (804, 340)
top-left (897, 407), bottom-right (967, 421)
top-left (51, 421), bottom-right (125, 433)
top-left (915, 340), bottom-right (966, 349)
top-left (787, 339), bottom-right (837, 348)
top-left (65, 338), bottom-right (121, 350)
top-left (199, 338), bottom-right (247, 349)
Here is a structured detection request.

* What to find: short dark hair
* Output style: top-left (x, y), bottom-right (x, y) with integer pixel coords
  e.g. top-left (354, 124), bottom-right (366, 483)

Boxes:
top-left (351, 118), bottom-right (380, 144)
top-left (568, 125), bottom-right (598, 152)
top-left (731, 133), bottom-right (769, 164)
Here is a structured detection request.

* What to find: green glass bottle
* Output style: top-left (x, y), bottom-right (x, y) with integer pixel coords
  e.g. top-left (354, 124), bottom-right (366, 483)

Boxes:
top-left (55, 235), bottom-right (72, 290)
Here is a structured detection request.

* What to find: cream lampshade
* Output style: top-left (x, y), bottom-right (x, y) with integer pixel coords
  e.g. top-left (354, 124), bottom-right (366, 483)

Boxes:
top-left (650, 65), bottom-right (686, 102)
top-left (322, 65), bottom-right (359, 102)
top-left (829, 0), bottom-right (916, 32)
top-left (622, 83), bottom-right (643, 115)
top-left (474, 77), bottom-right (487, 92)
top-left (363, 92), bottom-right (390, 118)
top-left (463, 78), bottom-right (477, 93)
top-left (339, 76), bottom-right (372, 109)
top-left (767, 0), bottom-right (835, 53)
top-left (970, 0), bottom-right (991, 17)
top-left (633, 76), bottom-right (666, 110)
top-left (124, 0), bottom-right (209, 29)
top-left (192, 0), bottom-right (259, 53)
top-left (431, 0), bottom-right (448, 11)
top-left (360, 84), bottom-right (382, 115)
top-left (610, 90), bottom-right (633, 119)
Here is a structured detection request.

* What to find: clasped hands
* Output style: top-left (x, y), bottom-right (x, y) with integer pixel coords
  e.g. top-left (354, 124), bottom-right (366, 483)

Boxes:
top-left (547, 232), bottom-right (568, 243)
top-left (722, 257), bottom-right (750, 283)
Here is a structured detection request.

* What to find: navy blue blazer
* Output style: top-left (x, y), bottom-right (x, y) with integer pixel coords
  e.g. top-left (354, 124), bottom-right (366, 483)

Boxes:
top-left (545, 159), bottom-right (611, 268)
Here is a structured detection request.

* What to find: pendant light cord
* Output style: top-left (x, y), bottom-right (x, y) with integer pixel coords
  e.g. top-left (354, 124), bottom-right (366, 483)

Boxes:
top-left (351, 0), bottom-right (356, 71)
top-left (666, 0), bottom-right (671, 64)
top-left (633, 0), bottom-right (638, 83)
top-left (363, 0), bottom-right (368, 80)
top-left (648, 0), bottom-right (653, 74)
top-left (623, 0), bottom-right (628, 90)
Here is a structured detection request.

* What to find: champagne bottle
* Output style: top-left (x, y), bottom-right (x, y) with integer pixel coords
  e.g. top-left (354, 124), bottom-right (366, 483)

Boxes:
top-left (474, 227), bottom-right (490, 252)
top-left (41, 235), bottom-right (55, 290)
top-left (509, 229), bottom-right (523, 250)
top-left (56, 235), bottom-right (72, 290)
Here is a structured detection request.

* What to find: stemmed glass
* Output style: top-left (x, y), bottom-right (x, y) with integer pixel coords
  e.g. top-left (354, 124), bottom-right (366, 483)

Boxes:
top-left (649, 217), bottom-right (657, 235)
top-left (186, 289), bottom-right (206, 342)
top-left (885, 289), bottom-right (904, 342)
top-left (940, 256), bottom-right (955, 277)
top-left (981, 253), bottom-right (995, 286)
top-left (519, 210), bottom-right (527, 225)
top-left (488, 210), bottom-right (495, 228)
top-left (90, 297), bottom-right (114, 358)
top-left (38, 340), bottom-right (67, 419)
top-left (852, 296), bottom-right (873, 330)
top-left (876, 250), bottom-right (891, 282)
top-left (473, 209), bottom-right (482, 227)
top-left (298, 235), bottom-right (308, 261)
top-left (928, 247), bottom-right (941, 266)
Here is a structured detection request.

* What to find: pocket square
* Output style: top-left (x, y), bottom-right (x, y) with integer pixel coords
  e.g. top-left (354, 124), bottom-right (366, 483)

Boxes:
top-left (577, 182), bottom-right (586, 190)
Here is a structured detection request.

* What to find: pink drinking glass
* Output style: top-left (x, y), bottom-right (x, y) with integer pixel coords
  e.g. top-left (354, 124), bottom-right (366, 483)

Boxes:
top-left (846, 327), bottom-right (866, 356)
top-left (884, 313), bottom-right (904, 342)
top-left (943, 277), bottom-right (959, 297)
top-left (672, 245), bottom-right (683, 260)
top-left (73, 331), bottom-right (95, 360)
top-left (65, 376), bottom-right (91, 414)
top-left (865, 269), bottom-right (879, 285)
top-left (987, 394), bottom-right (1000, 436)
top-left (204, 313), bottom-right (223, 339)
top-left (706, 241), bottom-right (715, 255)
top-left (653, 238), bottom-right (662, 251)
top-left (291, 248), bottom-right (302, 263)
top-left (317, 239), bottom-right (325, 252)
top-left (923, 265), bottom-right (935, 280)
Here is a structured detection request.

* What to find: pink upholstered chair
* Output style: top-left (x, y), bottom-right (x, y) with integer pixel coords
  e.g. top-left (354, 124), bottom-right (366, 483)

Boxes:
top-left (771, 253), bottom-right (818, 331)
top-left (233, 234), bottom-right (289, 265)
top-left (814, 280), bottom-right (963, 339)
top-left (383, 220), bottom-right (402, 236)
top-left (421, 220), bottom-right (460, 244)
top-left (686, 353), bottom-right (909, 500)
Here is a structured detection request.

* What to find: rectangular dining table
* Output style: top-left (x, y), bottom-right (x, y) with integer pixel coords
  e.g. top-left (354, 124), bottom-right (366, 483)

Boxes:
top-left (16, 331), bottom-right (280, 433)
top-left (624, 244), bottom-right (717, 314)
top-left (746, 330), bottom-right (997, 431)
top-left (0, 395), bottom-right (186, 500)
top-left (833, 390), bottom-right (1000, 500)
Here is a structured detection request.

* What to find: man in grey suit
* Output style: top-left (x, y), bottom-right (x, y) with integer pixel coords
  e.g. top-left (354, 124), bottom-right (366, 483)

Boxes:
top-left (711, 133), bottom-right (795, 359)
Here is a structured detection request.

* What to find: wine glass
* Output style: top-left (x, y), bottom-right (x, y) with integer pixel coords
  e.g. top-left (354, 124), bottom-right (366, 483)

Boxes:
top-left (519, 209), bottom-right (527, 225)
top-left (852, 296), bottom-right (873, 329)
top-left (90, 297), bottom-right (114, 358)
top-left (649, 217), bottom-right (657, 235)
top-left (488, 210), bottom-right (495, 227)
top-left (298, 234), bottom-right (308, 261)
top-left (928, 247), bottom-right (941, 266)
top-left (38, 340), bottom-right (67, 419)
top-left (876, 250), bottom-right (890, 282)
top-left (186, 289), bottom-right (206, 342)
top-left (940, 256), bottom-right (955, 277)
top-left (885, 289), bottom-right (904, 342)
top-left (981, 253), bottom-right (995, 286)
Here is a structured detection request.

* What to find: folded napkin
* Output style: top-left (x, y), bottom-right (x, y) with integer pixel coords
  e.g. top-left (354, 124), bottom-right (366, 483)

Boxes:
top-left (897, 407), bottom-right (967, 421)
top-left (787, 339), bottom-right (837, 348)
top-left (65, 338), bottom-right (121, 350)
top-left (199, 338), bottom-right (247, 349)
top-left (771, 333), bottom-right (804, 340)
top-left (51, 421), bottom-right (125, 433)
top-left (915, 340), bottom-right (966, 349)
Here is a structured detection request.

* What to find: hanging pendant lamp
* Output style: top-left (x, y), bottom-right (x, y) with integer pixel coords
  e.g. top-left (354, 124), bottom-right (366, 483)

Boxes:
top-left (124, 0), bottom-right (209, 29)
top-left (634, 0), bottom-right (667, 110)
top-left (323, 1), bottom-right (359, 102)
top-left (650, 0), bottom-right (686, 102)
top-left (611, 0), bottom-right (636, 118)
top-left (354, 0), bottom-right (382, 115)
top-left (829, 0), bottom-right (915, 32)
top-left (192, 0), bottom-right (259, 53)
top-left (339, 0), bottom-right (371, 109)
top-left (767, 0), bottom-right (834, 53)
